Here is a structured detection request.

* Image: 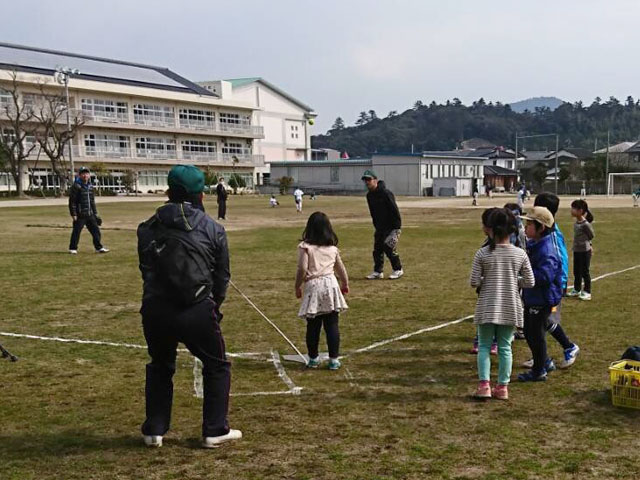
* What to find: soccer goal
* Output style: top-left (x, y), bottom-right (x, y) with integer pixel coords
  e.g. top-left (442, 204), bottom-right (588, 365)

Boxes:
top-left (607, 172), bottom-right (640, 196)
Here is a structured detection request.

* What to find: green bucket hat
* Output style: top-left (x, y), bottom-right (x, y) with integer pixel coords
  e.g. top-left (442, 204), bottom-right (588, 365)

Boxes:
top-left (361, 169), bottom-right (378, 180)
top-left (168, 165), bottom-right (205, 194)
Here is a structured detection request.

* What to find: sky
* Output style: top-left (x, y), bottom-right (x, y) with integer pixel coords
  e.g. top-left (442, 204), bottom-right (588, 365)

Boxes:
top-left (3, 0), bottom-right (640, 132)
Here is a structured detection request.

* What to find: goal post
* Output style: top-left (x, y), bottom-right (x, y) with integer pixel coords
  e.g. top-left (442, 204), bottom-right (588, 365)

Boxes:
top-left (607, 172), bottom-right (640, 196)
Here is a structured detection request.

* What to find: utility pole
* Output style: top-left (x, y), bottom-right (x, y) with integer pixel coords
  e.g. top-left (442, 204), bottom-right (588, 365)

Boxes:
top-left (605, 130), bottom-right (610, 192)
top-left (555, 134), bottom-right (559, 195)
top-left (54, 67), bottom-right (79, 187)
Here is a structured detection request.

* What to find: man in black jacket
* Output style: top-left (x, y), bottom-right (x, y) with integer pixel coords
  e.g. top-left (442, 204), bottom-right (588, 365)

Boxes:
top-left (68, 167), bottom-right (108, 254)
top-left (362, 170), bottom-right (403, 279)
top-left (137, 164), bottom-right (241, 449)
top-left (216, 177), bottom-right (228, 220)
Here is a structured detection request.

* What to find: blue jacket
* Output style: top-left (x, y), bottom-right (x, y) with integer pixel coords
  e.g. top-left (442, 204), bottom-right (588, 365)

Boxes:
top-left (523, 234), bottom-right (563, 307)
top-left (551, 224), bottom-right (569, 289)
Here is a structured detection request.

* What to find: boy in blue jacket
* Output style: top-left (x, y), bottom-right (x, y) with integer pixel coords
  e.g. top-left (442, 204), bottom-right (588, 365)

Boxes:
top-left (518, 207), bottom-right (564, 382)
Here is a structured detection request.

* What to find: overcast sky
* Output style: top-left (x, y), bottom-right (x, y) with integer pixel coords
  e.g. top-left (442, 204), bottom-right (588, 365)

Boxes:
top-left (3, 0), bottom-right (639, 131)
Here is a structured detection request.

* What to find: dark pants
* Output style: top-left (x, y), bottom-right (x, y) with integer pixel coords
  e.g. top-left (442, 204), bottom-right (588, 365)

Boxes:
top-left (524, 305), bottom-right (552, 373)
top-left (373, 230), bottom-right (402, 273)
top-left (69, 216), bottom-right (103, 250)
top-left (306, 311), bottom-right (340, 359)
top-left (545, 304), bottom-right (573, 350)
top-left (217, 199), bottom-right (226, 219)
top-left (141, 298), bottom-right (231, 438)
top-left (573, 251), bottom-right (592, 293)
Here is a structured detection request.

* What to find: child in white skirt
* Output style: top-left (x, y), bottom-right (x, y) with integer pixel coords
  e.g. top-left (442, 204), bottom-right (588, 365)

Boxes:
top-left (295, 212), bottom-right (349, 370)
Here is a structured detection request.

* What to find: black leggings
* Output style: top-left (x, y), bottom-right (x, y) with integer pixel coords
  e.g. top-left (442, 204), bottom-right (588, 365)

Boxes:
top-left (573, 251), bottom-right (592, 293)
top-left (524, 305), bottom-right (552, 373)
top-left (306, 311), bottom-right (340, 359)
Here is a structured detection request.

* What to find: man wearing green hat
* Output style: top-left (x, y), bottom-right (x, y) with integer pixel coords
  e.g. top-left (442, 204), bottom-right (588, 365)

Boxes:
top-left (361, 170), bottom-right (403, 279)
top-left (137, 165), bottom-right (241, 449)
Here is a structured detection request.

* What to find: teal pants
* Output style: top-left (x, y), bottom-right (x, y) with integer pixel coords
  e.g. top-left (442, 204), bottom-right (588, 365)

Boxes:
top-left (477, 324), bottom-right (515, 384)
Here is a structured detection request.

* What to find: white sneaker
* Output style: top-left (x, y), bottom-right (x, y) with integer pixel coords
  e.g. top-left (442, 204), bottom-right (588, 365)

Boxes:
top-left (365, 272), bottom-right (384, 280)
top-left (579, 291), bottom-right (591, 301)
top-left (389, 269), bottom-right (404, 280)
top-left (202, 429), bottom-right (242, 448)
top-left (69, 249), bottom-right (78, 255)
top-left (143, 435), bottom-right (163, 447)
top-left (521, 358), bottom-right (534, 368)
top-left (95, 247), bottom-right (110, 254)
top-left (567, 288), bottom-right (580, 297)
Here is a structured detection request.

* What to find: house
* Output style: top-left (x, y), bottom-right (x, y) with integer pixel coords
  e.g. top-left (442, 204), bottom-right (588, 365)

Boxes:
top-left (198, 77), bottom-right (317, 185)
top-left (483, 165), bottom-right (519, 192)
top-left (0, 42), bottom-right (264, 192)
top-left (311, 148), bottom-right (340, 161)
top-left (595, 141), bottom-right (640, 171)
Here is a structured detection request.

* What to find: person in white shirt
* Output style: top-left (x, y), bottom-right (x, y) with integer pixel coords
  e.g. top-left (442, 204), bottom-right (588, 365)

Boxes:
top-left (269, 195), bottom-right (279, 207)
top-left (293, 187), bottom-right (304, 213)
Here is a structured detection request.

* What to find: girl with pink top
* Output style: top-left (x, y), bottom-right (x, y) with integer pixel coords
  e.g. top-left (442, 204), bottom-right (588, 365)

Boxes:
top-left (295, 212), bottom-right (349, 370)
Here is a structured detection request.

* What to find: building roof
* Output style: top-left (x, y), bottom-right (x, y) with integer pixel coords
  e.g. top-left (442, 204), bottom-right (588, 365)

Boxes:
top-left (594, 141), bottom-right (636, 154)
top-left (624, 141), bottom-right (640, 154)
top-left (225, 77), bottom-right (315, 114)
top-left (521, 150), bottom-right (551, 161)
top-left (484, 165), bottom-right (518, 176)
top-left (544, 148), bottom-right (592, 160)
top-left (460, 138), bottom-right (496, 150)
top-left (0, 42), bottom-right (215, 97)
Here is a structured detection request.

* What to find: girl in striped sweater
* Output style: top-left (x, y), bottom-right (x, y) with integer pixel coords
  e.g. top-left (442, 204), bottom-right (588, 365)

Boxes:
top-left (470, 208), bottom-right (535, 400)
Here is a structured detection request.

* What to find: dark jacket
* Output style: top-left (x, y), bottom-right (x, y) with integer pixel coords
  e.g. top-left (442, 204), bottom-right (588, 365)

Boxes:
top-left (366, 180), bottom-right (401, 232)
top-left (137, 202), bottom-right (230, 306)
top-left (68, 178), bottom-right (98, 218)
top-left (523, 234), bottom-right (563, 307)
top-left (216, 183), bottom-right (228, 202)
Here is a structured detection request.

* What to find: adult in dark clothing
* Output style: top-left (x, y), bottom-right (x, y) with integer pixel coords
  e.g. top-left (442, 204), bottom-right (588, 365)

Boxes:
top-left (362, 169), bottom-right (403, 280)
top-left (68, 167), bottom-right (108, 254)
top-left (137, 165), bottom-right (241, 449)
top-left (216, 177), bottom-right (228, 220)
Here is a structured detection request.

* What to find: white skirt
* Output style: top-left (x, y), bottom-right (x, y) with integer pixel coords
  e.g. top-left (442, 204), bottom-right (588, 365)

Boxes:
top-left (298, 274), bottom-right (348, 319)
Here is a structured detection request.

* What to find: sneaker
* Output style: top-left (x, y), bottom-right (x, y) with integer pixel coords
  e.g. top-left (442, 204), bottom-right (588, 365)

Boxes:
top-left (518, 369), bottom-right (547, 382)
top-left (493, 384), bottom-right (509, 400)
top-left (521, 358), bottom-right (534, 368)
top-left (559, 344), bottom-right (580, 369)
top-left (328, 358), bottom-right (341, 370)
top-left (365, 272), bottom-right (384, 280)
top-left (474, 380), bottom-right (491, 399)
top-left (69, 249), bottom-right (78, 254)
top-left (490, 344), bottom-right (498, 355)
top-left (306, 357), bottom-right (320, 369)
top-left (470, 344), bottom-right (478, 354)
top-left (202, 429), bottom-right (242, 448)
top-left (521, 358), bottom-right (555, 371)
top-left (579, 291), bottom-right (591, 301)
top-left (95, 247), bottom-right (110, 254)
top-left (143, 435), bottom-right (163, 448)
top-left (514, 330), bottom-right (526, 340)
top-left (389, 269), bottom-right (404, 280)
top-left (567, 288), bottom-right (581, 297)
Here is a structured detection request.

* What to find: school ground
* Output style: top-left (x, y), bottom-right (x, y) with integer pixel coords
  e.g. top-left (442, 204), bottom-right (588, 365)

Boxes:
top-left (1, 194), bottom-right (639, 479)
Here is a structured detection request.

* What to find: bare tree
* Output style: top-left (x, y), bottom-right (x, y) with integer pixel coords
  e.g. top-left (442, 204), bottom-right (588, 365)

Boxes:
top-left (0, 71), bottom-right (38, 197)
top-left (31, 82), bottom-right (84, 194)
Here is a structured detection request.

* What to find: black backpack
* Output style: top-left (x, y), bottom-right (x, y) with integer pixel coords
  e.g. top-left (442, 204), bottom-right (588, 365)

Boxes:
top-left (140, 217), bottom-right (213, 306)
top-left (621, 346), bottom-right (640, 362)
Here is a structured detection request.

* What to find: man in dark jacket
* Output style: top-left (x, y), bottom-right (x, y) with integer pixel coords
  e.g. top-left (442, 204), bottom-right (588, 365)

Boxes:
top-left (137, 165), bottom-right (241, 448)
top-left (68, 166), bottom-right (108, 254)
top-left (362, 170), bottom-right (403, 279)
top-left (216, 177), bottom-right (228, 220)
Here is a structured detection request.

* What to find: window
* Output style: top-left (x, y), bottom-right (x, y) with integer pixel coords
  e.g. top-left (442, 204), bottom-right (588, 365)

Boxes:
top-left (330, 166), bottom-right (340, 183)
top-left (82, 99), bottom-right (128, 122)
top-left (84, 134), bottom-right (130, 157)
top-left (0, 88), bottom-right (11, 107)
top-left (179, 108), bottom-right (215, 129)
top-left (133, 104), bottom-right (175, 127)
top-left (219, 112), bottom-right (241, 125)
top-left (222, 142), bottom-right (245, 155)
top-left (138, 170), bottom-right (166, 187)
top-left (181, 140), bottom-right (216, 159)
top-left (135, 137), bottom-right (176, 158)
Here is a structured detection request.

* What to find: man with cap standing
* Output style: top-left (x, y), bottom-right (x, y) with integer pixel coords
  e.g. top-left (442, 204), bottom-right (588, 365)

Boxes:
top-left (216, 177), bottom-right (228, 220)
top-left (68, 166), bottom-right (108, 254)
top-left (137, 164), bottom-right (241, 448)
top-left (362, 170), bottom-right (403, 279)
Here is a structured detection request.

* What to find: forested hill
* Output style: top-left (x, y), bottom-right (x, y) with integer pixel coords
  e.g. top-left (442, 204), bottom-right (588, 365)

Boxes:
top-left (312, 97), bottom-right (640, 157)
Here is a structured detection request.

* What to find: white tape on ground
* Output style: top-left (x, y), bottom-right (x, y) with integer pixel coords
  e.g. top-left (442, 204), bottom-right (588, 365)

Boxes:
top-left (271, 350), bottom-right (302, 395)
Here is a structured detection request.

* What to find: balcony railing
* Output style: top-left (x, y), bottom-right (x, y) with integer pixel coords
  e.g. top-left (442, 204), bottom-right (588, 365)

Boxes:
top-left (85, 147), bottom-right (131, 158)
top-left (135, 148), bottom-right (177, 160)
top-left (133, 114), bottom-right (176, 128)
top-left (81, 110), bottom-right (128, 124)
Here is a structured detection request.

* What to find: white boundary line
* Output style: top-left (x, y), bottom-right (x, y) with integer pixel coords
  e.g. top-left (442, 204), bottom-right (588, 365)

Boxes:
top-left (270, 349), bottom-right (302, 395)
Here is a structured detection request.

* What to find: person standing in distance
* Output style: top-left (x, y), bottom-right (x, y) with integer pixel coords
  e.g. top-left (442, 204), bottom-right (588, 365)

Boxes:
top-left (362, 170), bottom-right (403, 279)
top-left (216, 177), bottom-right (228, 220)
top-left (137, 165), bottom-right (241, 449)
top-left (293, 186), bottom-right (304, 213)
top-left (68, 166), bottom-right (108, 254)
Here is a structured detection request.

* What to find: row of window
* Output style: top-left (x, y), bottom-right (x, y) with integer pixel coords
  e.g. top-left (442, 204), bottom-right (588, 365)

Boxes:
top-left (425, 164), bottom-right (481, 179)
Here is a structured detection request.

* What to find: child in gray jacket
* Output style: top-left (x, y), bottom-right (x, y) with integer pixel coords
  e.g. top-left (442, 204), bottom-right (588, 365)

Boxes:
top-left (568, 199), bottom-right (595, 301)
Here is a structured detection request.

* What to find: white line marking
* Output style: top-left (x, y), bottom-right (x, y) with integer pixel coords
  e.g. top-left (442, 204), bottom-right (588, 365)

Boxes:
top-left (271, 350), bottom-right (302, 395)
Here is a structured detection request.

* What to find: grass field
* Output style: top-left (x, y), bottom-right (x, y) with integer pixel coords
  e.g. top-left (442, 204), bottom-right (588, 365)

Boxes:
top-left (1, 194), bottom-right (639, 480)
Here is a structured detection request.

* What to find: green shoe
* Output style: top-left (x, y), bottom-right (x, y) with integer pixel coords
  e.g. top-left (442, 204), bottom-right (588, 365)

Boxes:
top-left (328, 358), bottom-right (341, 370)
top-left (307, 357), bottom-right (320, 369)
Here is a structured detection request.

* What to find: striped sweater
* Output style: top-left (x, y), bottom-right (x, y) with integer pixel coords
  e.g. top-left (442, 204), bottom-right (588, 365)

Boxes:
top-left (470, 244), bottom-right (535, 327)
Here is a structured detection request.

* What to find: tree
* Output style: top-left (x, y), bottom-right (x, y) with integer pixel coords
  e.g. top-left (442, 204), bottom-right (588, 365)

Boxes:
top-left (355, 111), bottom-right (369, 126)
top-left (331, 117), bottom-right (345, 130)
top-left (122, 169), bottom-right (136, 195)
top-left (277, 176), bottom-right (293, 195)
top-left (558, 166), bottom-right (570, 183)
top-left (204, 168), bottom-right (218, 192)
top-left (386, 110), bottom-right (398, 118)
top-left (90, 162), bottom-right (108, 196)
top-left (368, 110), bottom-right (378, 121)
top-left (0, 71), bottom-right (38, 197)
top-left (228, 172), bottom-right (246, 194)
top-left (413, 100), bottom-right (424, 110)
top-left (532, 163), bottom-right (548, 188)
top-left (31, 83), bottom-right (84, 194)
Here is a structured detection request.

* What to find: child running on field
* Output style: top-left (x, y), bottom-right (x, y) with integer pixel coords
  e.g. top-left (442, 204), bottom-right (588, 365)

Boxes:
top-left (568, 199), bottom-right (595, 301)
top-left (295, 212), bottom-right (349, 370)
top-left (470, 208), bottom-right (535, 399)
